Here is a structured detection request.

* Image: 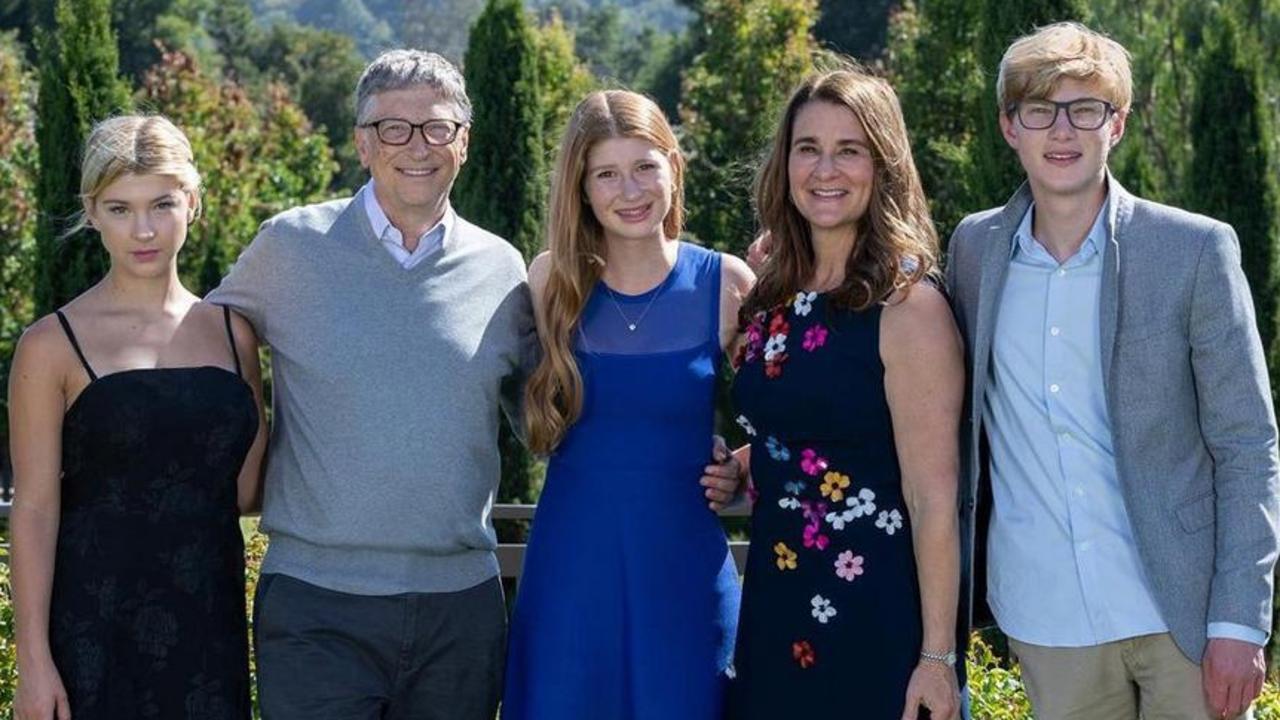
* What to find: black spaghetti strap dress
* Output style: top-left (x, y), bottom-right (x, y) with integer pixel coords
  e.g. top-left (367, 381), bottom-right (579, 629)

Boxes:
top-left (48, 306), bottom-right (257, 719)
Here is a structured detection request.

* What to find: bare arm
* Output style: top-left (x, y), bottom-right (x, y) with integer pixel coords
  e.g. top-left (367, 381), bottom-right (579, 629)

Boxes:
top-left (230, 312), bottom-right (268, 515)
top-left (882, 283), bottom-right (964, 720)
top-left (9, 317), bottom-right (73, 720)
top-left (719, 252), bottom-right (756, 352)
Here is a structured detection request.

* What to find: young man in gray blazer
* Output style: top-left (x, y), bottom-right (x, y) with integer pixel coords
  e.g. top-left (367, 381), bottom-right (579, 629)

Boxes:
top-left (947, 22), bottom-right (1280, 720)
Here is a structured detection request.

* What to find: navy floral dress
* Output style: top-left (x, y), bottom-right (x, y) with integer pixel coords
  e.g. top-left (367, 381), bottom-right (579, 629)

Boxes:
top-left (728, 291), bottom-right (923, 718)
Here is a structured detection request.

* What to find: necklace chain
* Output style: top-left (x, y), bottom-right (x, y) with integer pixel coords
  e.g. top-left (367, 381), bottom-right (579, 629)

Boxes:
top-left (605, 270), bottom-right (672, 332)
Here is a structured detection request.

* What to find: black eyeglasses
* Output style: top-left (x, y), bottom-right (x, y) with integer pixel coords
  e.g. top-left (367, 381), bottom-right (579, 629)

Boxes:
top-left (358, 118), bottom-right (466, 146)
top-left (1010, 98), bottom-right (1116, 131)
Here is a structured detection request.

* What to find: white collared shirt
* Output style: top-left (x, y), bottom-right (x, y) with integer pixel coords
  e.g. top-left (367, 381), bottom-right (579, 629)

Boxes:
top-left (362, 181), bottom-right (452, 269)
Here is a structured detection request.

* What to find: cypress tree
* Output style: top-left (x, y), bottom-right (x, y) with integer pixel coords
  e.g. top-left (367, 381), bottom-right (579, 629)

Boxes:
top-left (972, 0), bottom-right (1087, 207)
top-left (1188, 16), bottom-right (1279, 374)
top-left (455, 0), bottom-right (545, 511)
top-left (33, 0), bottom-right (131, 314)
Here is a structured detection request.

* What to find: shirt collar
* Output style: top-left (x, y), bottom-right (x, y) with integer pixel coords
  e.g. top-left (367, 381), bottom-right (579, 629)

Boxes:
top-left (1011, 191), bottom-right (1111, 263)
top-left (361, 180), bottom-right (454, 247)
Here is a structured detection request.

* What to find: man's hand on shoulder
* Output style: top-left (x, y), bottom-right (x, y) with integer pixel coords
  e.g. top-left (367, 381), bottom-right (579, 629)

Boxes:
top-left (1202, 637), bottom-right (1265, 719)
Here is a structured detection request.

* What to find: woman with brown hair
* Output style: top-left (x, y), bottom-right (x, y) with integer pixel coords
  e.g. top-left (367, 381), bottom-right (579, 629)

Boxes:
top-left (727, 68), bottom-right (964, 718)
top-left (503, 89), bottom-right (754, 718)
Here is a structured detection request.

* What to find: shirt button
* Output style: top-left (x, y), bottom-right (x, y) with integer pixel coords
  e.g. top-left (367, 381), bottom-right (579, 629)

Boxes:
top-left (1049, 384), bottom-right (1060, 393)
top-left (1057, 268), bottom-right (1067, 277)
top-left (1074, 486), bottom-right (1085, 497)
top-left (1050, 326), bottom-right (1061, 336)
top-left (1078, 540), bottom-right (1092, 551)
top-left (1059, 431), bottom-right (1071, 441)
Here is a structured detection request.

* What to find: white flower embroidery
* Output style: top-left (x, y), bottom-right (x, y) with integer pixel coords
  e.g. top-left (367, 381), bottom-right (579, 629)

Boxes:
top-left (779, 497), bottom-right (801, 510)
top-left (846, 488), bottom-right (877, 518)
top-left (875, 508), bottom-right (904, 536)
top-left (793, 291), bottom-right (817, 317)
top-left (763, 333), bottom-right (787, 362)
top-left (824, 509), bottom-right (857, 530)
top-left (736, 415), bottom-right (757, 437)
top-left (810, 594), bottom-right (837, 624)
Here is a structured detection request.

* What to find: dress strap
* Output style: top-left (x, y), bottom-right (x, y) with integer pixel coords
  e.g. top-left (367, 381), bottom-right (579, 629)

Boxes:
top-left (54, 310), bottom-right (98, 381)
top-left (221, 305), bottom-right (243, 378)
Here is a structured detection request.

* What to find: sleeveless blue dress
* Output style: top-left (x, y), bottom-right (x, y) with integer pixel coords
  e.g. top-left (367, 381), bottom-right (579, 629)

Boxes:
top-left (503, 242), bottom-right (740, 719)
top-left (727, 293), bottom-right (924, 718)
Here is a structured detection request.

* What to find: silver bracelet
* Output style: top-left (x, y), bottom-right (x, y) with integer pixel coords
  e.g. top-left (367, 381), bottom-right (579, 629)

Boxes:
top-left (919, 649), bottom-right (957, 667)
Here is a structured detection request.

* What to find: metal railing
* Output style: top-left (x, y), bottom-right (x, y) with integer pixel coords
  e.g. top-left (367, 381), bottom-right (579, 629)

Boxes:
top-left (0, 501), bottom-right (754, 577)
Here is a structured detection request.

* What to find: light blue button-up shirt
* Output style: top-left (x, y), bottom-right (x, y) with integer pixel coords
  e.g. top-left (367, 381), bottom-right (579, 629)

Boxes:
top-left (362, 181), bottom-right (451, 269)
top-left (983, 197), bottom-right (1266, 648)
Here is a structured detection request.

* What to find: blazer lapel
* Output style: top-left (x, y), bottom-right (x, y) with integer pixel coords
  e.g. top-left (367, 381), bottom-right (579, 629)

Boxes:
top-left (972, 184), bottom-right (1033, 407)
top-left (1100, 175), bottom-right (1134, 395)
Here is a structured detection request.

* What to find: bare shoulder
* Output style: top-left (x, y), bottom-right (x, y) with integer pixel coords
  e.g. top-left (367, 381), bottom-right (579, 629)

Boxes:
top-left (528, 251), bottom-right (553, 303)
top-left (880, 282), bottom-right (961, 363)
top-left (11, 313), bottom-right (75, 382)
top-left (720, 252), bottom-right (756, 296)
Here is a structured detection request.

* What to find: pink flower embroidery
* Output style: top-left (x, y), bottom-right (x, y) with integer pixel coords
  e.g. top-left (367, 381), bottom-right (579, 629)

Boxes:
top-left (800, 500), bottom-right (829, 525)
top-left (835, 550), bottom-right (865, 581)
top-left (802, 324), bottom-right (829, 351)
top-left (802, 523), bottom-right (830, 550)
top-left (800, 448), bottom-right (829, 477)
top-left (793, 640), bottom-right (815, 668)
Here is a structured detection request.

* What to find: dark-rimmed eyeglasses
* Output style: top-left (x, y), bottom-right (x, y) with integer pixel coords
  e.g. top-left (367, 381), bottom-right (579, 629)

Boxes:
top-left (358, 118), bottom-right (466, 146)
top-left (1009, 98), bottom-right (1116, 131)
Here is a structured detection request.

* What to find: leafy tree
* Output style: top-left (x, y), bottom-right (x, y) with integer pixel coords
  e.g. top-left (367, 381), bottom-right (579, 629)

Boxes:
top-left (970, 0), bottom-right (1087, 207)
top-left (137, 48), bottom-right (336, 294)
top-left (680, 0), bottom-right (818, 254)
top-left (32, 0), bottom-right (132, 315)
top-left (0, 30), bottom-right (36, 491)
top-left (394, 0), bottom-right (486, 63)
top-left (1189, 14), bottom-right (1279, 376)
top-left (887, 0), bottom-right (985, 242)
top-left (112, 0), bottom-right (177, 81)
top-left (533, 11), bottom-right (596, 163)
top-left (814, 0), bottom-right (896, 60)
top-left (455, 0), bottom-right (546, 510)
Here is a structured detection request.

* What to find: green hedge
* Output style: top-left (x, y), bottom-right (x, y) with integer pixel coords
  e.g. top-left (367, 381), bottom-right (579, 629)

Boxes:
top-left (3, 526), bottom-right (1280, 718)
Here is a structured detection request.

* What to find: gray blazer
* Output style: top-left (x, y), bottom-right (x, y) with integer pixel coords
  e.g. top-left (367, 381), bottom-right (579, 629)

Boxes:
top-left (946, 177), bottom-right (1280, 662)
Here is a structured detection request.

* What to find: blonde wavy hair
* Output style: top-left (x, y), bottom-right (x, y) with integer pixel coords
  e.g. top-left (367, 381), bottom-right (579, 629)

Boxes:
top-left (66, 114), bottom-right (203, 238)
top-left (745, 66), bottom-right (939, 319)
top-left (997, 22), bottom-right (1133, 113)
top-left (525, 90), bottom-right (685, 455)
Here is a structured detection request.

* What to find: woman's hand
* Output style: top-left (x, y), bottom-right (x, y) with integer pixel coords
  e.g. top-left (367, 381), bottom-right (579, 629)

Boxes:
top-left (701, 435), bottom-right (742, 511)
top-left (901, 659), bottom-right (960, 720)
top-left (15, 655), bottom-right (71, 720)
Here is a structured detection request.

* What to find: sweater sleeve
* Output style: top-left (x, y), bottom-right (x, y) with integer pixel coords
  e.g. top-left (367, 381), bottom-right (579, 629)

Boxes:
top-left (206, 220), bottom-right (279, 342)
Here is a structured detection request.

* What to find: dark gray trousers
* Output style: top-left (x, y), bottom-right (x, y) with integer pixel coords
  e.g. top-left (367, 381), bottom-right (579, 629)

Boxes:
top-left (253, 573), bottom-right (506, 720)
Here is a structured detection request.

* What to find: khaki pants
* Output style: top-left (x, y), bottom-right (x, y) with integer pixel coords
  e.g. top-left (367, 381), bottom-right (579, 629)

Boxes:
top-left (1009, 634), bottom-right (1252, 720)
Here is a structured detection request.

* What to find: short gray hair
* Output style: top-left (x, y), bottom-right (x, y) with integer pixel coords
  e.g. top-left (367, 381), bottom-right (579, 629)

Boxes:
top-left (355, 50), bottom-right (473, 124)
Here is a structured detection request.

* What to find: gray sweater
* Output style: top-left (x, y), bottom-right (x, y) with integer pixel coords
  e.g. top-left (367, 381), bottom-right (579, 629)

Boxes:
top-left (209, 188), bottom-right (535, 595)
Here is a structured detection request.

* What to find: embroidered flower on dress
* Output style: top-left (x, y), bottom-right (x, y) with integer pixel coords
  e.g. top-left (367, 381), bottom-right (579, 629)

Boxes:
top-left (799, 449), bottom-right (829, 477)
top-left (824, 508), bottom-right (857, 530)
top-left (819, 472), bottom-right (851, 502)
top-left (783, 480), bottom-right (806, 495)
top-left (766, 436), bottom-right (791, 462)
top-left (793, 640), bottom-right (816, 668)
top-left (846, 488), bottom-right (877, 518)
top-left (800, 500), bottom-right (828, 525)
top-left (802, 523), bottom-right (830, 550)
top-left (736, 415), bottom-right (757, 437)
top-left (802, 324), bottom-right (829, 351)
top-left (876, 509), bottom-right (904, 536)
top-left (746, 478), bottom-right (759, 505)
top-left (778, 497), bottom-right (801, 510)
top-left (793, 291), bottom-right (817, 316)
top-left (835, 550), bottom-right (865, 581)
top-left (774, 542), bottom-right (798, 571)
top-left (810, 594), bottom-right (837, 624)
top-left (763, 334), bottom-right (787, 362)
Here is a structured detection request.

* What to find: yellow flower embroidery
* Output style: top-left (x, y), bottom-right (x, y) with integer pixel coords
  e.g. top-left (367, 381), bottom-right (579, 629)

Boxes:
top-left (774, 542), bottom-right (798, 571)
top-left (820, 472), bottom-right (851, 502)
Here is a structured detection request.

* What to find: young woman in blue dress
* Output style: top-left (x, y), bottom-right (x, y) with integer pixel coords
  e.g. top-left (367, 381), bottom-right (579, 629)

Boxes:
top-left (726, 67), bottom-right (964, 719)
top-left (503, 89), bottom-right (754, 719)
top-left (10, 115), bottom-right (266, 720)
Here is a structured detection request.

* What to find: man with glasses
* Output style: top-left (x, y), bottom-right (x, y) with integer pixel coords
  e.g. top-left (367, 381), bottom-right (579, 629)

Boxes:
top-left (947, 22), bottom-right (1279, 720)
top-left (207, 50), bottom-right (535, 718)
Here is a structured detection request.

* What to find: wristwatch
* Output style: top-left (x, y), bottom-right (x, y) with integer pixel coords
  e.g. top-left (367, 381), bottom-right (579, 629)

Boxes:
top-left (920, 649), bottom-right (957, 667)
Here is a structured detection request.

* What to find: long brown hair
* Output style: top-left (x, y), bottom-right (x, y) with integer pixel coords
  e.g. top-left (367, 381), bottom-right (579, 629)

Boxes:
top-left (525, 90), bottom-right (686, 454)
top-left (744, 66), bottom-right (938, 319)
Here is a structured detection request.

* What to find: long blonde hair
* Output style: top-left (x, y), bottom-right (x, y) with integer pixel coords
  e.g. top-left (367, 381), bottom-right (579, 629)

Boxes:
top-left (525, 90), bottom-right (685, 454)
top-left (745, 66), bottom-right (938, 319)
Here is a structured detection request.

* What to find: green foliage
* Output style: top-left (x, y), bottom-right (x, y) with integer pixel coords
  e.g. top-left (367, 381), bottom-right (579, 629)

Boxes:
top-left (0, 30), bottom-right (36, 480)
top-left (680, 0), bottom-right (818, 254)
top-left (813, 0), bottom-right (895, 60)
top-left (112, 0), bottom-right (178, 81)
top-left (456, 0), bottom-right (546, 514)
top-left (966, 632), bottom-right (1034, 718)
top-left (0, 548), bottom-right (15, 712)
top-left (971, 0), bottom-right (1088, 209)
top-left (887, 0), bottom-right (985, 242)
top-left (532, 12), bottom-right (596, 163)
top-left (138, 48), bottom-right (336, 294)
top-left (32, 0), bottom-right (132, 316)
top-left (1189, 14), bottom-right (1279, 364)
